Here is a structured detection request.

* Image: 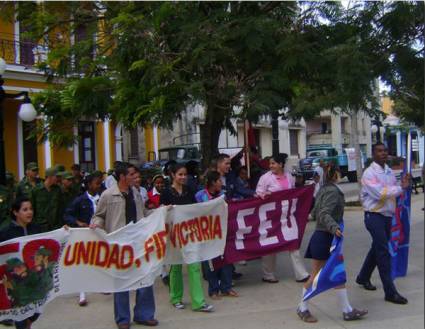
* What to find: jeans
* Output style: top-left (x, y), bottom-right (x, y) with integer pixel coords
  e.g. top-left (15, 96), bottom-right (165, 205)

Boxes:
top-left (114, 286), bottom-right (155, 325)
top-left (202, 261), bottom-right (233, 295)
top-left (169, 263), bottom-right (205, 310)
top-left (14, 313), bottom-right (40, 329)
top-left (357, 212), bottom-right (397, 297)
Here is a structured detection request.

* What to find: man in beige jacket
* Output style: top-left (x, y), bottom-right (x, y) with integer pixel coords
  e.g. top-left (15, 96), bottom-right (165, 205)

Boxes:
top-left (91, 163), bottom-right (157, 329)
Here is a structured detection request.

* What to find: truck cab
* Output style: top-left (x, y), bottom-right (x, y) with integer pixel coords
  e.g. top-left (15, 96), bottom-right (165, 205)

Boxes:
top-left (299, 145), bottom-right (359, 182)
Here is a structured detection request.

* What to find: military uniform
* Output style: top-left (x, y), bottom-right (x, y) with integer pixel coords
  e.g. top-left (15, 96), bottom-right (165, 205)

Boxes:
top-left (0, 185), bottom-right (12, 231)
top-left (16, 176), bottom-right (43, 199)
top-left (32, 185), bottom-right (62, 232)
top-left (5, 172), bottom-right (17, 200)
top-left (60, 172), bottom-right (78, 223)
top-left (16, 163), bottom-right (43, 199)
top-left (31, 168), bottom-right (63, 232)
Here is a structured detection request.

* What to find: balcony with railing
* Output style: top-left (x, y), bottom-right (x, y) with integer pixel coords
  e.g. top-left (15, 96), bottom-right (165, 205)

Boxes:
top-left (0, 37), bottom-right (47, 68)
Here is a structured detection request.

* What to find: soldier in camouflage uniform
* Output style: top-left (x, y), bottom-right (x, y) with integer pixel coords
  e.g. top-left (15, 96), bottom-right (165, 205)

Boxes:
top-left (0, 184), bottom-right (12, 231)
top-left (5, 172), bottom-right (16, 200)
top-left (59, 171), bottom-right (78, 223)
top-left (16, 163), bottom-right (43, 199)
top-left (54, 164), bottom-right (66, 187)
top-left (31, 168), bottom-right (62, 232)
top-left (71, 164), bottom-right (84, 195)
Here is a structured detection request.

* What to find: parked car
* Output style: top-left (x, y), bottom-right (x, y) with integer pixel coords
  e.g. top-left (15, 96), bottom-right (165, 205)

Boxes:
top-left (140, 145), bottom-right (201, 177)
top-left (299, 145), bottom-right (365, 182)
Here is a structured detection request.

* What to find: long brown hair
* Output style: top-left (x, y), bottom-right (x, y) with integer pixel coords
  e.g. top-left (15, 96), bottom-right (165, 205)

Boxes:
top-left (325, 162), bottom-right (340, 183)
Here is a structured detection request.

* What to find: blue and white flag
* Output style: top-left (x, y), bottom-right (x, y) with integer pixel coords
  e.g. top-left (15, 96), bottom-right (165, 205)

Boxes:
top-left (303, 224), bottom-right (346, 301)
top-left (390, 131), bottom-right (411, 279)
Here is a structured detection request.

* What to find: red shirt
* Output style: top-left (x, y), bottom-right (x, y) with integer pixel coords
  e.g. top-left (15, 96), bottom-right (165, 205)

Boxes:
top-left (147, 188), bottom-right (161, 209)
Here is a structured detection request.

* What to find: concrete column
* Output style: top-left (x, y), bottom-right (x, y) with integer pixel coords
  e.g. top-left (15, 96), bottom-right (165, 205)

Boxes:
top-left (17, 118), bottom-right (24, 179)
top-left (44, 138), bottom-right (51, 169)
top-left (331, 113), bottom-right (342, 154)
top-left (364, 115), bottom-right (372, 157)
top-left (396, 131), bottom-right (402, 157)
top-left (153, 125), bottom-right (159, 158)
top-left (103, 120), bottom-right (111, 171)
top-left (299, 128), bottom-right (307, 159)
top-left (73, 125), bottom-right (79, 164)
top-left (419, 135), bottom-right (424, 166)
top-left (278, 119), bottom-right (289, 155)
top-left (114, 124), bottom-right (123, 162)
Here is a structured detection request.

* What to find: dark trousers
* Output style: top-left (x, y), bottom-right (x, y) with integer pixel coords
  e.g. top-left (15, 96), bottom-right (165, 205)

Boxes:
top-left (15, 313), bottom-right (40, 329)
top-left (357, 212), bottom-right (397, 297)
top-left (202, 261), bottom-right (233, 296)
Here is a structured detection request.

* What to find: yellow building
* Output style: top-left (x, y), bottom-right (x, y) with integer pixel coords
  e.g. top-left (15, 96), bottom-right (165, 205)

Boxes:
top-left (0, 16), bottom-right (126, 178)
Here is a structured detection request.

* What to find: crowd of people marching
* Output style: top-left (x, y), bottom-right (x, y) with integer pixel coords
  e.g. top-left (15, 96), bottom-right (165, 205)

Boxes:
top-left (0, 142), bottom-right (411, 329)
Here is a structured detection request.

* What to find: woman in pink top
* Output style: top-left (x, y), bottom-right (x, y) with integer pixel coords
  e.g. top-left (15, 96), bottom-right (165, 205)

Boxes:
top-left (256, 153), bottom-right (310, 283)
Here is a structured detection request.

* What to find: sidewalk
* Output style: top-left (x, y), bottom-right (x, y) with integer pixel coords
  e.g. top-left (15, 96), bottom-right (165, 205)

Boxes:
top-left (31, 194), bottom-right (424, 329)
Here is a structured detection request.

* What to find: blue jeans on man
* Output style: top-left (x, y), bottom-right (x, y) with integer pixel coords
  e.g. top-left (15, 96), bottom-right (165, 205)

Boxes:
top-left (114, 286), bottom-right (155, 325)
top-left (357, 212), bottom-right (397, 297)
top-left (202, 261), bottom-right (233, 296)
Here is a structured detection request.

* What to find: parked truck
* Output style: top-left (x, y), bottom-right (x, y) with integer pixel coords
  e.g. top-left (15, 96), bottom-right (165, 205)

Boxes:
top-left (299, 145), bottom-right (365, 183)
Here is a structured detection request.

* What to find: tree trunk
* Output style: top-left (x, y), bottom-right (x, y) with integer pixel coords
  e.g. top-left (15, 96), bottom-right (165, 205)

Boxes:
top-left (349, 108), bottom-right (363, 193)
top-left (200, 99), bottom-right (224, 169)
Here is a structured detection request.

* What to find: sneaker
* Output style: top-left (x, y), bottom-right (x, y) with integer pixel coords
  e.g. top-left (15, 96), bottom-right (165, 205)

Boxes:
top-left (79, 299), bottom-right (88, 307)
top-left (296, 307), bottom-right (318, 323)
top-left (173, 302), bottom-right (185, 310)
top-left (296, 275), bottom-right (310, 283)
top-left (0, 320), bottom-right (14, 326)
top-left (195, 304), bottom-right (214, 312)
top-left (0, 320), bottom-right (15, 327)
top-left (161, 275), bottom-right (169, 286)
top-left (343, 308), bottom-right (368, 321)
top-left (232, 272), bottom-right (243, 280)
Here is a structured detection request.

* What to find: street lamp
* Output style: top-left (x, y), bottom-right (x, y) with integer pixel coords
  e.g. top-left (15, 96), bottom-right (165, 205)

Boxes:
top-left (0, 57), bottom-right (37, 185)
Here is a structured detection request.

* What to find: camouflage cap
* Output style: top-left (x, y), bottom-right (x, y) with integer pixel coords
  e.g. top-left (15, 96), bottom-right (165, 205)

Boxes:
top-left (6, 258), bottom-right (25, 270)
top-left (62, 171), bottom-right (74, 180)
top-left (44, 167), bottom-right (57, 177)
top-left (35, 246), bottom-right (52, 257)
top-left (26, 162), bottom-right (39, 171)
top-left (90, 170), bottom-right (105, 178)
top-left (54, 164), bottom-right (65, 172)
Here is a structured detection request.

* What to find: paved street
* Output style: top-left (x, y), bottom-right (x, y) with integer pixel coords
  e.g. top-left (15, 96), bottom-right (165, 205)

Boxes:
top-left (24, 194), bottom-right (423, 329)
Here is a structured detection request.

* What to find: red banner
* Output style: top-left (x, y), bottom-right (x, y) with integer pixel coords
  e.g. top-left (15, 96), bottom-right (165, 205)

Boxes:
top-left (221, 186), bottom-right (314, 264)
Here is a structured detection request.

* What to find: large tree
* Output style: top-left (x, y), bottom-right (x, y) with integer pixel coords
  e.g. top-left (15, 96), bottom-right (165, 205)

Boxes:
top-left (379, 1), bottom-right (424, 128)
top-left (4, 1), bottom-right (421, 167)
top-left (3, 1), bottom-right (342, 165)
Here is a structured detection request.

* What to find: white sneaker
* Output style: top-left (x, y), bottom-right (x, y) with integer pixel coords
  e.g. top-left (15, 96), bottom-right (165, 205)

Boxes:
top-left (195, 304), bottom-right (214, 312)
top-left (173, 302), bottom-right (185, 310)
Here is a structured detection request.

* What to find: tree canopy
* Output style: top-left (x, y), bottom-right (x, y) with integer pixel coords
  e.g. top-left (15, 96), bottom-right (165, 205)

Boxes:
top-left (1, 1), bottom-right (422, 164)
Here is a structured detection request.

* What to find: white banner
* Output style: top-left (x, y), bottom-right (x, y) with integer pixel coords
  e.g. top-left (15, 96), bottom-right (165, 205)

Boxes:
top-left (0, 198), bottom-right (227, 321)
top-left (165, 196), bottom-right (228, 264)
top-left (345, 148), bottom-right (357, 171)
